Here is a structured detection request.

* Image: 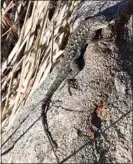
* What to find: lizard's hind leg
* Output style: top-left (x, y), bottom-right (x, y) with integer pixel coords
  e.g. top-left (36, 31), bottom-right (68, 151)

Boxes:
top-left (67, 78), bottom-right (79, 96)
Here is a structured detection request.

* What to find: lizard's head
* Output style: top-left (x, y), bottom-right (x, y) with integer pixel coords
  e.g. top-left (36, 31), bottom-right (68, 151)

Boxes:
top-left (89, 16), bottom-right (108, 30)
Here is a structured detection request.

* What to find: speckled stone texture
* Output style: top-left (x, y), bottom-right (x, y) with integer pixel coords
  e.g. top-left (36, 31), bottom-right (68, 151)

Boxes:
top-left (2, 1), bottom-right (132, 163)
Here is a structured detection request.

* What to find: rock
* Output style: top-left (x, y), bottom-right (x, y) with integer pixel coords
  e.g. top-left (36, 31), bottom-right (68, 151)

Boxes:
top-left (2, 1), bottom-right (133, 163)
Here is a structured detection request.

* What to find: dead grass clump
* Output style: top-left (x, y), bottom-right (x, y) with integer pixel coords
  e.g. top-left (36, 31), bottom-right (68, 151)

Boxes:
top-left (1, 0), bottom-right (80, 131)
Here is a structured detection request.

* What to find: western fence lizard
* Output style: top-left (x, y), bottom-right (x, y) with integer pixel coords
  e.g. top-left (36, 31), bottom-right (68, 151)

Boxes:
top-left (41, 16), bottom-right (109, 147)
top-left (1, 1), bottom-right (132, 159)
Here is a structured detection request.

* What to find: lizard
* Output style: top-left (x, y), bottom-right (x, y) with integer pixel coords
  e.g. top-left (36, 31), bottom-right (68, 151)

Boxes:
top-left (2, 0), bottom-right (133, 158)
top-left (41, 15), bottom-right (109, 148)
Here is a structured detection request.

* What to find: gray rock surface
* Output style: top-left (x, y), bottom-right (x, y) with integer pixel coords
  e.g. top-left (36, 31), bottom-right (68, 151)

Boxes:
top-left (2, 1), bottom-right (133, 163)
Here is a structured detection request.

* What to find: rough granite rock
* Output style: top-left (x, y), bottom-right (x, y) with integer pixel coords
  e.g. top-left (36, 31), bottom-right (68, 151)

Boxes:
top-left (2, 1), bottom-right (133, 163)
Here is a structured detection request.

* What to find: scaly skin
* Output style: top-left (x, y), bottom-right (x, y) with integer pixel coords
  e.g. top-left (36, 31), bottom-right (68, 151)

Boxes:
top-left (41, 16), bottom-right (108, 112)
top-left (41, 16), bottom-right (108, 147)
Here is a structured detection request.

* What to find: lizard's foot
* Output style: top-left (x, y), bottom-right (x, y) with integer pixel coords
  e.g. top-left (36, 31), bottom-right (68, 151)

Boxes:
top-left (67, 78), bottom-right (79, 96)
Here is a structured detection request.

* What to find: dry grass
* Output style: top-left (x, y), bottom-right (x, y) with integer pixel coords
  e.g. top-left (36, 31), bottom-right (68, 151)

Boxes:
top-left (1, 0), bottom-right (80, 131)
